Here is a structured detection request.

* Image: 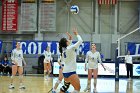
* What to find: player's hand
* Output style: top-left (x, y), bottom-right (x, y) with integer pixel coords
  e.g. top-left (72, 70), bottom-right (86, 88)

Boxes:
top-left (101, 64), bottom-right (106, 71)
top-left (72, 27), bottom-right (78, 35)
top-left (66, 32), bottom-right (72, 40)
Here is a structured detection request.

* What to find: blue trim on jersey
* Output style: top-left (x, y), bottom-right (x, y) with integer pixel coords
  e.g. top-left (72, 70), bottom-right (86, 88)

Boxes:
top-left (63, 71), bottom-right (76, 78)
top-left (59, 64), bottom-right (64, 69)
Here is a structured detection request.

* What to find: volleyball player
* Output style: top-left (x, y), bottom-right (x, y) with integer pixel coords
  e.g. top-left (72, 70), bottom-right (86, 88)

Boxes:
top-left (52, 32), bottom-right (72, 93)
top-left (84, 43), bottom-right (106, 92)
top-left (9, 42), bottom-right (26, 89)
top-left (59, 27), bottom-right (83, 93)
top-left (43, 46), bottom-right (52, 80)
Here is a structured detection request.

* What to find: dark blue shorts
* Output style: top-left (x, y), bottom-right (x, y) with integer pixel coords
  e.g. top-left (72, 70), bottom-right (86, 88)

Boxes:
top-left (63, 71), bottom-right (76, 78)
top-left (59, 64), bottom-right (64, 69)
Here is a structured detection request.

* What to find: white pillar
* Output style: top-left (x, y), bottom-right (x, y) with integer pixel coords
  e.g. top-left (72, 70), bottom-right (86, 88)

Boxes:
top-left (95, 0), bottom-right (99, 34)
top-left (114, 3), bottom-right (118, 35)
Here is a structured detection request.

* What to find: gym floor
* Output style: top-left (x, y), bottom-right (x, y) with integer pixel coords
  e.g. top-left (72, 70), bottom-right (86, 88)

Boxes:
top-left (0, 76), bottom-right (140, 93)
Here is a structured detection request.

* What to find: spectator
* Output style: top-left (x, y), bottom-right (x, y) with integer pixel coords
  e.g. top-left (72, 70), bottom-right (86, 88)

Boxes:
top-left (2, 56), bottom-right (11, 75)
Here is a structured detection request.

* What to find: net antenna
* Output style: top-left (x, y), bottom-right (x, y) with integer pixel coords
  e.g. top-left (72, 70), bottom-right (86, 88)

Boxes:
top-left (117, 27), bottom-right (140, 58)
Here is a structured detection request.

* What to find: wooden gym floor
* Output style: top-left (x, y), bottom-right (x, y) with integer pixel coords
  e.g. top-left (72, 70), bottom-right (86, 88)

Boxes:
top-left (0, 76), bottom-right (140, 93)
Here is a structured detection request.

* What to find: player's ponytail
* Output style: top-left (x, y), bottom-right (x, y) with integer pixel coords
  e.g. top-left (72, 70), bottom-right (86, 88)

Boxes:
top-left (59, 38), bottom-right (67, 56)
top-left (59, 44), bottom-right (63, 56)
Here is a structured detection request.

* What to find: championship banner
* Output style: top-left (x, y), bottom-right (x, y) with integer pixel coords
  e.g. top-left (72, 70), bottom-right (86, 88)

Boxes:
top-left (0, 41), bottom-right (2, 53)
top-left (1, 0), bottom-right (18, 31)
top-left (20, 0), bottom-right (37, 31)
top-left (39, 0), bottom-right (56, 32)
top-left (12, 41), bottom-right (90, 55)
top-left (127, 42), bottom-right (140, 55)
top-left (98, 0), bottom-right (117, 5)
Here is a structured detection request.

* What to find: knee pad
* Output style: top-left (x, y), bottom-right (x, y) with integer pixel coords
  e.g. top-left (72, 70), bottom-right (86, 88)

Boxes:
top-left (60, 81), bottom-right (70, 92)
top-left (56, 80), bottom-right (61, 84)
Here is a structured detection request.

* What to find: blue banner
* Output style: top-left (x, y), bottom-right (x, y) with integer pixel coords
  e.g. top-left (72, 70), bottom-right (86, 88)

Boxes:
top-left (127, 42), bottom-right (140, 55)
top-left (13, 41), bottom-right (90, 55)
top-left (0, 40), bottom-right (2, 53)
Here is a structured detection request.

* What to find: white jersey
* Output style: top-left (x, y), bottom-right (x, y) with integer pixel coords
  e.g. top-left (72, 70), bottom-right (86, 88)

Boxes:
top-left (63, 35), bottom-right (83, 73)
top-left (44, 51), bottom-right (52, 63)
top-left (125, 55), bottom-right (132, 64)
top-left (85, 51), bottom-right (102, 69)
top-left (58, 40), bottom-right (72, 66)
top-left (11, 48), bottom-right (24, 66)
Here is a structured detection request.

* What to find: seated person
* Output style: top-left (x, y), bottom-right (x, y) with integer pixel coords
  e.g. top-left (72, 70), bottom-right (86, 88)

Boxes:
top-left (2, 56), bottom-right (11, 75)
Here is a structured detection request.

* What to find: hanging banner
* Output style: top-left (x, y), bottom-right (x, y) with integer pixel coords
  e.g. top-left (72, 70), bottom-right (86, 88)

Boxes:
top-left (39, 0), bottom-right (56, 32)
top-left (127, 42), bottom-right (140, 55)
top-left (98, 0), bottom-right (117, 5)
top-left (20, 0), bottom-right (37, 31)
top-left (1, 0), bottom-right (18, 31)
top-left (12, 41), bottom-right (90, 55)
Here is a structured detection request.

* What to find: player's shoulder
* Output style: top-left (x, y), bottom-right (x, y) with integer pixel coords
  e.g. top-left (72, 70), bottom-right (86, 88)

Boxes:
top-left (12, 48), bottom-right (16, 52)
top-left (96, 51), bottom-right (100, 53)
top-left (87, 51), bottom-right (91, 54)
top-left (95, 51), bottom-right (100, 55)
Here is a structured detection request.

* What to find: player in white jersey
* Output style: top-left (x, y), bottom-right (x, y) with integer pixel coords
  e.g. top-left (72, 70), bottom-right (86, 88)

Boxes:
top-left (43, 46), bottom-right (52, 80)
top-left (84, 43), bottom-right (106, 92)
top-left (125, 50), bottom-right (133, 81)
top-left (59, 27), bottom-right (83, 93)
top-left (52, 32), bottom-right (72, 93)
top-left (9, 42), bottom-right (26, 89)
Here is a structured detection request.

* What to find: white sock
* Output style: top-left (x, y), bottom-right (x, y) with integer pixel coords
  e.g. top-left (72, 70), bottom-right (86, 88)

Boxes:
top-left (87, 79), bottom-right (91, 88)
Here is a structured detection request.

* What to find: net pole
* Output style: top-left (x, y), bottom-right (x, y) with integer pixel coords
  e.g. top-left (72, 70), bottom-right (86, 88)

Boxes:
top-left (117, 40), bottom-right (120, 58)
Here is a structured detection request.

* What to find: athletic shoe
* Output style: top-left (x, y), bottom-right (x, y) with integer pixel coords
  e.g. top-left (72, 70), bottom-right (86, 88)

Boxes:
top-left (19, 84), bottom-right (26, 89)
top-left (94, 88), bottom-right (97, 93)
top-left (9, 84), bottom-right (15, 89)
top-left (84, 87), bottom-right (90, 92)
